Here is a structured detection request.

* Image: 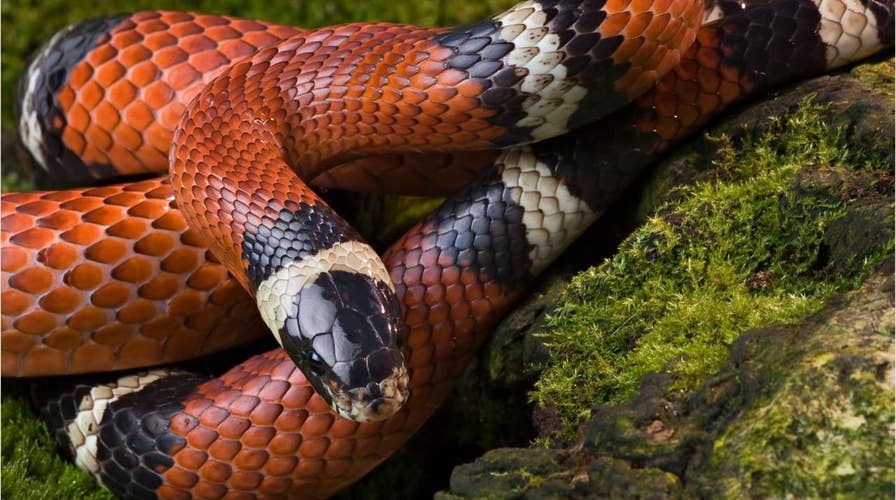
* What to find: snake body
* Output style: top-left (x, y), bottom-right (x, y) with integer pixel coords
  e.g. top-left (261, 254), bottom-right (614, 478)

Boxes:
top-left (19, 0), bottom-right (708, 424)
top-left (12, 0), bottom-right (707, 423)
top-left (3, 0), bottom-right (893, 498)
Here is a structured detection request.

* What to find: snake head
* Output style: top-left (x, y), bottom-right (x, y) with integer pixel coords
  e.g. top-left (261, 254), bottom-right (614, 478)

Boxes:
top-left (254, 239), bottom-right (409, 422)
top-left (289, 269), bottom-right (408, 422)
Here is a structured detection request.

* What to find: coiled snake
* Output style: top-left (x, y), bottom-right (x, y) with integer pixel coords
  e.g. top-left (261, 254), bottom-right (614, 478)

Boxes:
top-left (2, 0), bottom-right (892, 497)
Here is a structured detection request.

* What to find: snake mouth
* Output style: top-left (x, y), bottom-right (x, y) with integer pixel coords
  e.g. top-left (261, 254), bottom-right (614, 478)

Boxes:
top-left (251, 237), bottom-right (411, 420)
top-left (330, 364), bottom-right (409, 422)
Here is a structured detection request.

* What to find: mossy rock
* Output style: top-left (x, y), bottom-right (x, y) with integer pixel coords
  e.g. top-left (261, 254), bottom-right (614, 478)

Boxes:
top-left (686, 260), bottom-right (894, 498)
top-left (443, 258), bottom-right (894, 498)
top-left (540, 72), bottom-right (893, 434)
top-left (437, 448), bottom-right (685, 499)
top-left (439, 66), bottom-right (894, 497)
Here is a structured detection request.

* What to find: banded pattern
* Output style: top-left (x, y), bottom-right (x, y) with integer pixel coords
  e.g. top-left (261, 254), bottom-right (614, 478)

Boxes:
top-left (15, 10), bottom-right (499, 194)
top-left (234, 190), bottom-right (408, 423)
top-left (17, 14), bottom-right (129, 180)
top-left (17, 12), bottom-right (302, 183)
top-left (165, 0), bottom-right (701, 424)
top-left (9, 0), bottom-right (893, 498)
top-left (37, 370), bottom-right (207, 498)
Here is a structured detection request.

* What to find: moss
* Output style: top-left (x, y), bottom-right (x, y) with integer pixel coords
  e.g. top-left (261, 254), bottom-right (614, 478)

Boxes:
top-left (439, 448), bottom-right (575, 498)
top-left (3, 3), bottom-right (893, 497)
top-left (707, 363), bottom-right (894, 497)
top-left (441, 448), bottom-right (687, 498)
top-left (354, 195), bottom-right (446, 250)
top-left (530, 97), bottom-right (894, 440)
top-left (441, 260), bottom-right (895, 499)
top-left (689, 262), bottom-right (895, 498)
top-left (850, 57), bottom-right (895, 96)
top-left (1, 169), bottom-right (31, 193)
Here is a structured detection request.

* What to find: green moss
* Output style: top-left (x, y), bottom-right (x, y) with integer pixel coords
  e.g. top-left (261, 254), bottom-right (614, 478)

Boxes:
top-left (3, 2), bottom-right (892, 496)
top-left (850, 57), bottom-right (895, 96)
top-left (0, 384), bottom-right (114, 500)
top-left (373, 196), bottom-right (446, 249)
top-left (689, 264), bottom-right (896, 497)
top-left (1, 169), bottom-right (31, 193)
top-left (441, 448), bottom-right (688, 498)
top-left (708, 362), bottom-right (894, 497)
top-left (440, 448), bottom-right (576, 498)
top-left (530, 98), bottom-right (894, 439)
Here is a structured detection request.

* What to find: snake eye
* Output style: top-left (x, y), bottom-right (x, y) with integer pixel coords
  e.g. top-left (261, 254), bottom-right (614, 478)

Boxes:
top-left (308, 351), bottom-right (326, 374)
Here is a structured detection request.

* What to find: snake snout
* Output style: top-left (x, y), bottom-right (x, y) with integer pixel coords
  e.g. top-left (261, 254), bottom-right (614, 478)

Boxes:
top-left (254, 241), bottom-right (409, 421)
top-left (337, 351), bottom-right (409, 422)
top-left (311, 273), bottom-right (408, 422)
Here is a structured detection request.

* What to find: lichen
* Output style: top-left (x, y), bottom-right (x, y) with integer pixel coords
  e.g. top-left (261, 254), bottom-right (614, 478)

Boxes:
top-left (2, 3), bottom-right (894, 497)
top-left (530, 97), bottom-right (895, 441)
top-left (705, 365), bottom-right (894, 497)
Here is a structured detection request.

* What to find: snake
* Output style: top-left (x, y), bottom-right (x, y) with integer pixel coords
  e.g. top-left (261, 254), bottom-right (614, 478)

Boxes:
top-left (3, 0), bottom-right (892, 498)
top-left (18, 0), bottom-right (712, 426)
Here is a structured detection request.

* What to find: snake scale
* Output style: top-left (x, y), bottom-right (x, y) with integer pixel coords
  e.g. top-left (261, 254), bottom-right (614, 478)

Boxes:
top-left (2, 0), bottom-right (892, 498)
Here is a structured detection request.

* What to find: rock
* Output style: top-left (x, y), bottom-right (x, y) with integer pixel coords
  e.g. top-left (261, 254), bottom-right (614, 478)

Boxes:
top-left (686, 260), bottom-right (894, 498)
top-left (639, 71), bottom-right (894, 216)
top-left (443, 259), bottom-right (893, 498)
top-left (822, 185), bottom-right (895, 277)
top-left (2, 34), bottom-right (891, 500)
top-left (436, 66), bottom-right (894, 498)
top-left (437, 449), bottom-right (685, 499)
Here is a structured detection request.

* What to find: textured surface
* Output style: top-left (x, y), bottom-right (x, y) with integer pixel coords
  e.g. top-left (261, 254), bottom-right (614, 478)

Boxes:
top-left (17, 12), bottom-right (302, 182)
top-left (166, 0), bottom-right (702, 303)
top-left (157, 3), bottom-right (702, 427)
top-left (37, 370), bottom-right (207, 498)
top-left (1, 180), bottom-right (265, 376)
top-left (434, 51), bottom-right (894, 498)
top-left (6, 0), bottom-right (894, 498)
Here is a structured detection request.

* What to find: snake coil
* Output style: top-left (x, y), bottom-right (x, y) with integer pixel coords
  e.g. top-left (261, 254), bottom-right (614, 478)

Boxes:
top-left (3, 0), bottom-right (892, 497)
